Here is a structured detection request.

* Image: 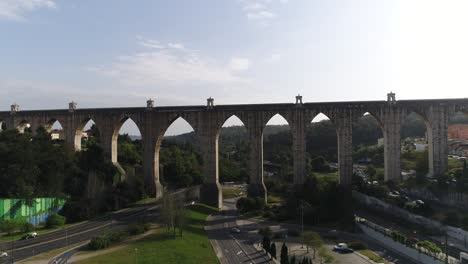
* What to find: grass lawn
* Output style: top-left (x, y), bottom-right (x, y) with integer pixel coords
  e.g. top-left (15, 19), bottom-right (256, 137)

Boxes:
top-left (75, 204), bottom-right (219, 264)
top-left (267, 194), bottom-right (283, 205)
top-left (222, 187), bottom-right (244, 199)
top-left (313, 172), bottom-right (338, 184)
top-left (358, 249), bottom-right (388, 264)
top-left (448, 157), bottom-right (464, 170)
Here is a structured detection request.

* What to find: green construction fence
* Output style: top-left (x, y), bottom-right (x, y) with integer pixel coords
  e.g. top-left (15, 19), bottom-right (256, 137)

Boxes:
top-left (0, 198), bottom-right (66, 226)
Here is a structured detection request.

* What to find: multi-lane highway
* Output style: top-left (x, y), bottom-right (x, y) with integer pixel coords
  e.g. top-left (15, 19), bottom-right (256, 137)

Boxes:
top-left (206, 199), bottom-right (273, 264)
top-left (0, 203), bottom-right (159, 263)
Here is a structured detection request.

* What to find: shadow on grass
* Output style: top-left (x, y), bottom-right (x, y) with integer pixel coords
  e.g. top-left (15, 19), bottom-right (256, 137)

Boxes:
top-left (188, 204), bottom-right (218, 215)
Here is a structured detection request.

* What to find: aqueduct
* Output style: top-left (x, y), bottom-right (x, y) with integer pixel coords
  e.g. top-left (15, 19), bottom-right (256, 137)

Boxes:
top-left (0, 93), bottom-right (464, 208)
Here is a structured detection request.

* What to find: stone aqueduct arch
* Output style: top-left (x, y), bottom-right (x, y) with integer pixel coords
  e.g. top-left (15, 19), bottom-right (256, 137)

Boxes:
top-left (0, 96), bottom-right (464, 208)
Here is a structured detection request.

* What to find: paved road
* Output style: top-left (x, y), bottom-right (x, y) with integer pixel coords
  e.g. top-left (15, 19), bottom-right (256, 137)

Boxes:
top-left (0, 203), bottom-right (159, 264)
top-left (206, 199), bottom-right (273, 264)
top-left (226, 207), bottom-right (418, 264)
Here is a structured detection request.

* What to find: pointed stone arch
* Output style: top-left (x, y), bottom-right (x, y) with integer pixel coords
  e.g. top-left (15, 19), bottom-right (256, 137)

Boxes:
top-left (0, 120), bottom-right (6, 131)
top-left (156, 116), bottom-right (198, 190)
top-left (112, 117), bottom-right (144, 166)
top-left (44, 118), bottom-right (66, 140)
top-left (401, 111), bottom-right (431, 177)
top-left (74, 118), bottom-right (99, 151)
top-left (218, 115), bottom-right (248, 185)
top-left (263, 113), bottom-right (293, 185)
top-left (16, 120), bottom-right (31, 134)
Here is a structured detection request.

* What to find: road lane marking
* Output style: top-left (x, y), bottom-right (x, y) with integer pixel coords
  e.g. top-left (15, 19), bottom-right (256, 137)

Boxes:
top-left (10, 205), bottom-right (160, 253)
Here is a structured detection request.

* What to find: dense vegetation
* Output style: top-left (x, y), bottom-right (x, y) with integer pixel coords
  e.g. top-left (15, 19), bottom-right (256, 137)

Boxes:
top-left (0, 127), bottom-right (146, 222)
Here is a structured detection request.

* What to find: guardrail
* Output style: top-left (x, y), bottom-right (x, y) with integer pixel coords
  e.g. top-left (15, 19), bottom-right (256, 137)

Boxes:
top-left (357, 217), bottom-right (459, 264)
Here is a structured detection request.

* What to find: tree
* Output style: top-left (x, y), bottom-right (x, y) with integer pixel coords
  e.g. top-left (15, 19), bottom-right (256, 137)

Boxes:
top-left (280, 242), bottom-right (289, 264)
top-left (290, 255), bottom-right (297, 264)
top-left (160, 190), bottom-right (175, 234)
top-left (0, 219), bottom-right (19, 236)
top-left (175, 204), bottom-right (188, 237)
top-left (46, 214), bottom-right (66, 228)
top-left (259, 226), bottom-right (273, 238)
top-left (270, 242), bottom-right (277, 259)
top-left (318, 246), bottom-right (333, 263)
top-left (302, 231), bottom-right (323, 258)
top-left (262, 235), bottom-right (271, 251)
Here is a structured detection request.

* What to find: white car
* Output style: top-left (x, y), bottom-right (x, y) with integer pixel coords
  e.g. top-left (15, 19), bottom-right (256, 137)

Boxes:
top-left (333, 243), bottom-right (348, 251)
top-left (21, 232), bottom-right (38, 240)
top-left (231, 228), bottom-right (241, 234)
top-left (1, 252), bottom-right (8, 257)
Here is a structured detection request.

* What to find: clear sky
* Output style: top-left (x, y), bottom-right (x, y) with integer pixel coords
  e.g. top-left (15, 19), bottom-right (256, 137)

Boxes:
top-left (1, 0), bottom-right (467, 135)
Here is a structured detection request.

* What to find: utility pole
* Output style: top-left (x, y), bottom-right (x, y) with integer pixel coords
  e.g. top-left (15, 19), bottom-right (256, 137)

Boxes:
top-left (300, 200), bottom-right (304, 249)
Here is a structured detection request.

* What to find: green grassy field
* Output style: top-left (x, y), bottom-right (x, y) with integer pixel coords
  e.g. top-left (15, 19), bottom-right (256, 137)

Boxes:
top-left (76, 204), bottom-right (219, 264)
top-left (358, 249), bottom-right (388, 264)
top-left (222, 187), bottom-right (244, 199)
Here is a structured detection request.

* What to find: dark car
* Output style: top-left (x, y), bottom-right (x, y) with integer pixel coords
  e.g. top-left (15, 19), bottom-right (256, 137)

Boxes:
top-left (339, 247), bottom-right (354, 254)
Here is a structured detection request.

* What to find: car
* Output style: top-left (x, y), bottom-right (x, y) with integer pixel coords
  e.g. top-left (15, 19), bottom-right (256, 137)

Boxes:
top-left (21, 232), bottom-right (38, 240)
top-left (1, 252), bottom-right (8, 257)
top-left (333, 243), bottom-right (355, 253)
top-left (231, 228), bottom-right (241, 234)
top-left (333, 243), bottom-right (348, 251)
top-left (339, 247), bottom-right (354, 254)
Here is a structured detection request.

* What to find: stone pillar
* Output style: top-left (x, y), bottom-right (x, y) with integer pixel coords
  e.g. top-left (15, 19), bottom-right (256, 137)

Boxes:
top-left (99, 126), bottom-right (116, 163)
top-left (141, 111), bottom-right (163, 199)
top-left (64, 115), bottom-right (79, 151)
top-left (247, 118), bottom-right (267, 203)
top-left (382, 107), bottom-right (402, 182)
top-left (199, 113), bottom-right (222, 209)
top-left (427, 105), bottom-right (449, 177)
top-left (199, 132), bottom-right (222, 209)
top-left (142, 133), bottom-right (163, 199)
top-left (292, 110), bottom-right (307, 185)
top-left (335, 113), bottom-right (353, 185)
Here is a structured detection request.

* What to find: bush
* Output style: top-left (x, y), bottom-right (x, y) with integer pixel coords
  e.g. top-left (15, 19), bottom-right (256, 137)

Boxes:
top-left (46, 214), bottom-right (66, 228)
top-left (89, 235), bottom-right (111, 250)
top-left (416, 240), bottom-right (442, 254)
top-left (19, 221), bottom-right (34, 233)
top-left (107, 231), bottom-right (128, 243)
top-left (0, 219), bottom-right (19, 235)
top-left (236, 197), bottom-right (265, 213)
top-left (263, 210), bottom-right (275, 219)
top-left (128, 224), bottom-right (145, 235)
top-left (348, 241), bottom-right (366, 250)
top-left (259, 226), bottom-right (273, 238)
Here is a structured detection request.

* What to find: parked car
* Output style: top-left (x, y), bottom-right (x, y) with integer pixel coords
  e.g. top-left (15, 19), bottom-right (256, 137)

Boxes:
top-left (1, 252), bottom-right (8, 257)
top-left (231, 228), bottom-right (241, 234)
top-left (21, 232), bottom-right (37, 240)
